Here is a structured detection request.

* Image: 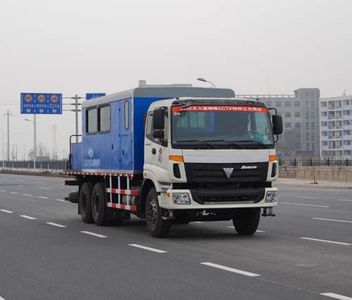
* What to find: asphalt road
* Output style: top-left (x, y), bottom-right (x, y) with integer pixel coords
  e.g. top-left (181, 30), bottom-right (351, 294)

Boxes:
top-left (0, 174), bottom-right (351, 300)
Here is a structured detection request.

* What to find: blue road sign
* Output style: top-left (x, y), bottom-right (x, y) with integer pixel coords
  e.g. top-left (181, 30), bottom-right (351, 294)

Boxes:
top-left (86, 93), bottom-right (106, 100)
top-left (21, 93), bottom-right (62, 114)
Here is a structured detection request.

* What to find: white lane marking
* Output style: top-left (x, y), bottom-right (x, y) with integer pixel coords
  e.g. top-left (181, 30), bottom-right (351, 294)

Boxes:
top-left (201, 262), bottom-right (260, 277)
top-left (300, 237), bottom-right (351, 246)
top-left (0, 295), bottom-right (5, 300)
top-left (281, 202), bottom-right (329, 208)
top-left (37, 196), bottom-right (49, 199)
top-left (0, 189), bottom-right (6, 192)
top-left (10, 191), bottom-right (18, 194)
top-left (46, 222), bottom-right (67, 228)
top-left (56, 199), bottom-right (66, 202)
top-left (0, 209), bottom-right (13, 214)
top-left (128, 243), bottom-right (167, 253)
top-left (194, 221), bottom-right (203, 224)
top-left (80, 231), bottom-right (107, 238)
top-left (38, 187), bottom-right (51, 190)
top-left (23, 194), bottom-right (33, 197)
top-left (299, 196), bottom-right (317, 199)
top-left (313, 217), bottom-right (352, 224)
top-left (20, 215), bottom-right (36, 220)
top-left (321, 292), bottom-right (352, 300)
top-left (227, 225), bottom-right (264, 233)
top-left (338, 199), bottom-right (352, 202)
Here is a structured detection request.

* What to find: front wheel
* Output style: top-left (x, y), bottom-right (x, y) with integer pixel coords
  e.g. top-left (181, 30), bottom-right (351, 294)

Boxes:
top-left (145, 188), bottom-right (171, 238)
top-left (232, 208), bottom-right (260, 236)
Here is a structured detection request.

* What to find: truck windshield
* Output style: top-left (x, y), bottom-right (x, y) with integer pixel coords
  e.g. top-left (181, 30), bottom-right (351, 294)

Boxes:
top-left (171, 105), bottom-right (274, 149)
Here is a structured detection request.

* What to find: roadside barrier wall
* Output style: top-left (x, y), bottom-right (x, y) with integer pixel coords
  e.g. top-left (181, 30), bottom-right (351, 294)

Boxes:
top-left (280, 166), bottom-right (352, 182)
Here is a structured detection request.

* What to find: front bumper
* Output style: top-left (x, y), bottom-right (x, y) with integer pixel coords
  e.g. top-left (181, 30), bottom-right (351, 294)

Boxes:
top-left (158, 187), bottom-right (279, 210)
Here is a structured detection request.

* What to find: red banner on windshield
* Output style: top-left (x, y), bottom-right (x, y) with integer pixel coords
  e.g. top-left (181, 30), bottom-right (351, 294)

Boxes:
top-left (172, 106), bottom-right (268, 113)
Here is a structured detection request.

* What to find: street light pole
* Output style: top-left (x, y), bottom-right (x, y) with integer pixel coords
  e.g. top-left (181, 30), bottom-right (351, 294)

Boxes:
top-left (197, 77), bottom-right (216, 88)
top-left (74, 94), bottom-right (79, 143)
top-left (5, 110), bottom-right (11, 162)
top-left (1, 130), bottom-right (4, 167)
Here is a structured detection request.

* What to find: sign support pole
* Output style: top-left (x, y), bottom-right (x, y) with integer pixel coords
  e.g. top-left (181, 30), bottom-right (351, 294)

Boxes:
top-left (33, 114), bottom-right (37, 169)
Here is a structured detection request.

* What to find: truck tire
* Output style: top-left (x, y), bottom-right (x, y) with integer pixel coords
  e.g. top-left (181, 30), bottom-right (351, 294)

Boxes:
top-left (145, 187), bottom-right (171, 238)
top-left (232, 208), bottom-right (260, 236)
top-left (91, 182), bottom-right (112, 226)
top-left (79, 182), bottom-right (94, 223)
top-left (91, 182), bottom-right (125, 226)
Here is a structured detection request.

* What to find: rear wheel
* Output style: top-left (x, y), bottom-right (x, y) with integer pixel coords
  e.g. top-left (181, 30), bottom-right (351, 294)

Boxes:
top-left (232, 208), bottom-right (260, 236)
top-left (79, 182), bottom-right (94, 223)
top-left (91, 182), bottom-right (125, 226)
top-left (145, 188), bottom-right (171, 237)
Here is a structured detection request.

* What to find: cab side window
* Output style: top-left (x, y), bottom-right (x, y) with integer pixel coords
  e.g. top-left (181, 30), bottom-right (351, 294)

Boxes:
top-left (146, 112), bottom-right (154, 141)
top-left (146, 111), bottom-right (167, 146)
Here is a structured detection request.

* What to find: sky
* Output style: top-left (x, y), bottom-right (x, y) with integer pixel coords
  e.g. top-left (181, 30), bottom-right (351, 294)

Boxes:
top-left (0, 0), bottom-right (351, 160)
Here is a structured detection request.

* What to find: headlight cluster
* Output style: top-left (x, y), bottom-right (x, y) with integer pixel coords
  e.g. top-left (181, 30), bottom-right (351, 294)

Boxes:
top-left (172, 192), bottom-right (191, 205)
top-left (265, 191), bottom-right (278, 203)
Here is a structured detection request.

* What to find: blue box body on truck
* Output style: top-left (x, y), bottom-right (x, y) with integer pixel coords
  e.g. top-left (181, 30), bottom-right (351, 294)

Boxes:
top-left (70, 86), bottom-right (235, 173)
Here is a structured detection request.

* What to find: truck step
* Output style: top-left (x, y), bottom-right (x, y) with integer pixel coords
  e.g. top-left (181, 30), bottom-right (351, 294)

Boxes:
top-left (65, 180), bottom-right (80, 186)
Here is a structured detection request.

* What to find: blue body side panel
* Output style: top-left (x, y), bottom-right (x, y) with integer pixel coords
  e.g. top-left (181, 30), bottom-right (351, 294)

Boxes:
top-left (81, 97), bottom-right (133, 171)
top-left (71, 143), bottom-right (82, 171)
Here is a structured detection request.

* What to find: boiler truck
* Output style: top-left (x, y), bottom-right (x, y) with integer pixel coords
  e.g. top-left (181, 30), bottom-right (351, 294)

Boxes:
top-left (65, 82), bottom-right (283, 237)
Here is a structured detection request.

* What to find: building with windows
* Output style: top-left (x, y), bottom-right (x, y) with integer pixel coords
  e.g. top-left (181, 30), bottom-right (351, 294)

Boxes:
top-left (320, 95), bottom-right (352, 159)
top-left (238, 88), bottom-right (320, 159)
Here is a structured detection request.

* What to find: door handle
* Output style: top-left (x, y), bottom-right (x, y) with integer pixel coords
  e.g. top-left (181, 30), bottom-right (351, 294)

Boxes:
top-left (152, 148), bottom-right (156, 155)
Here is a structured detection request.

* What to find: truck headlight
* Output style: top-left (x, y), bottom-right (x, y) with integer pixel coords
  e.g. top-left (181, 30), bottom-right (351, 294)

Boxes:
top-left (172, 192), bottom-right (191, 205)
top-left (265, 191), bottom-right (278, 203)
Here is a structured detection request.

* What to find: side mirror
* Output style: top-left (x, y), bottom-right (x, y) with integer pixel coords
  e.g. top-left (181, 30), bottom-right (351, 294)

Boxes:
top-left (272, 115), bottom-right (283, 135)
top-left (153, 108), bottom-right (165, 130)
top-left (153, 130), bottom-right (164, 139)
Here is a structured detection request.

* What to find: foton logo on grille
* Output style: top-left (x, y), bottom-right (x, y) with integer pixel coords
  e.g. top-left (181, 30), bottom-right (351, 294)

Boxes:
top-left (223, 168), bottom-right (234, 179)
top-left (240, 165), bottom-right (257, 170)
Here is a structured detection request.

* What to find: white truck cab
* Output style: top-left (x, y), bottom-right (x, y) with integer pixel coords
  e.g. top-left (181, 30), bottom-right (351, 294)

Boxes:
top-left (142, 97), bottom-right (282, 236)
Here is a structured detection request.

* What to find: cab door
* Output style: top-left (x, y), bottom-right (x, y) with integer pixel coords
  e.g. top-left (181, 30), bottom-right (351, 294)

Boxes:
top-left (144, 109), bottom-right (168, 168)
top-left (144, 111), bottom-right (159, 166)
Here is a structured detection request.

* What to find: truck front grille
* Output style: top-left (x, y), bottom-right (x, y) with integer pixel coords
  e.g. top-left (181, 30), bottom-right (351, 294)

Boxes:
top-left (181, 162), bottom-right (268, 204)
top-left (184, 162), bottom-right (268, 183)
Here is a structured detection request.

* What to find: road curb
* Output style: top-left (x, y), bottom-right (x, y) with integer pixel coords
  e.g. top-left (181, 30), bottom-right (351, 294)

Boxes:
top-left (275, 181), bottom-right (352, 190)
top-left (0, 169), bottom-right (69, 178)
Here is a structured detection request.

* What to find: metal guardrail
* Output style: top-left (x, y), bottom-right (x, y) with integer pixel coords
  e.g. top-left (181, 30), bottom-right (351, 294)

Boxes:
top-left (0, 160), bottom-right (67, 170)
top-left (279, 159), bottom-right (352, 167)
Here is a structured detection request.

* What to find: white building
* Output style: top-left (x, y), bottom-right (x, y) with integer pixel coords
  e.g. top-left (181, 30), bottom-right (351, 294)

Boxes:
top-left (320, 95), bottom-right (352, 159)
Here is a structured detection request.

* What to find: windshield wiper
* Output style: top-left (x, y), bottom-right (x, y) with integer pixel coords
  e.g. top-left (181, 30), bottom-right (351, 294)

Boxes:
top-left (174, 139), bottom-right (200, 143)
top-left (236, 140), bottom-right (270, 148)
top-left (203, 139), bottom-right (244, 149)
top-left (175, 139), bottom-right (222, 149)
